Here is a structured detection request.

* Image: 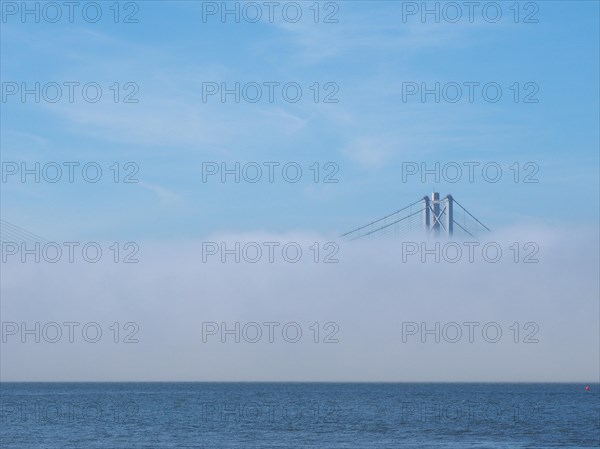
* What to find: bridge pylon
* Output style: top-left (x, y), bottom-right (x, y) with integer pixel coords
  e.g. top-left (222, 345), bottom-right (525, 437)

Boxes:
top-left (422, 192), bottom-right (454, 237)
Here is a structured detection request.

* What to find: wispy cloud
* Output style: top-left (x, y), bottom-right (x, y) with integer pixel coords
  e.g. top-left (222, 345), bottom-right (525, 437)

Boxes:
top-left (137, 181), bottom-right (182, 204)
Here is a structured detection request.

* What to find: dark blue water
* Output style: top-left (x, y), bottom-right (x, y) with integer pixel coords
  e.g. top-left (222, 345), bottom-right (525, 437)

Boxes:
top-left (1, 383), bottom-right (598, 448)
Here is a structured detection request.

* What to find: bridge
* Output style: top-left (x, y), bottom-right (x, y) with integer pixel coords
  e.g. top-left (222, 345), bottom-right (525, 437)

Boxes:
top-left (0, 193), bottom-right (490, 246)
top-left (342, 193), bottom-right (490, 240)
top-left (0, 219), bottom-right (47, 244)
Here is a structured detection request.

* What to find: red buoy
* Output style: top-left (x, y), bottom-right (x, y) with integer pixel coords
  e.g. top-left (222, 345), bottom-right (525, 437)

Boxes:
top-left (585, 386), bottom-right (591, 391)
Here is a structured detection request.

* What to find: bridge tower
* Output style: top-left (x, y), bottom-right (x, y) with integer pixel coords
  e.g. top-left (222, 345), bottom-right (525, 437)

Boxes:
top-left (422, 192), bottom-right (454, 237)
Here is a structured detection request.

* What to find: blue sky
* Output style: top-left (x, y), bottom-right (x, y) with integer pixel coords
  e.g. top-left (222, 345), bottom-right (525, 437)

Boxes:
top-left (1, 1), bottom-right (598, 241)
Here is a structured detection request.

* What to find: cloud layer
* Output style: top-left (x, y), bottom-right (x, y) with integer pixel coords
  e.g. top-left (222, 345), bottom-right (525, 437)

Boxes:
top-left (2, 225), bottom-right (598, 382)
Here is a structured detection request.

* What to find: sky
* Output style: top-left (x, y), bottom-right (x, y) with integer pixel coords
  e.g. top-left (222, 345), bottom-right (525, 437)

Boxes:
top-left (0, 1), bottom-right (599, 382)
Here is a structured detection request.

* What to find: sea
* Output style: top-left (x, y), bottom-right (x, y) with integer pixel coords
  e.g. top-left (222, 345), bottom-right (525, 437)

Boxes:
top-left (1, 382), bottom-right (599, 448)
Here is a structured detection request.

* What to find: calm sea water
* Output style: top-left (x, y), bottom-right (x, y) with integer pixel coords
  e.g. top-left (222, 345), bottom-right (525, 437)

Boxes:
top-left (1, 383), bottom-right (598, 448)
